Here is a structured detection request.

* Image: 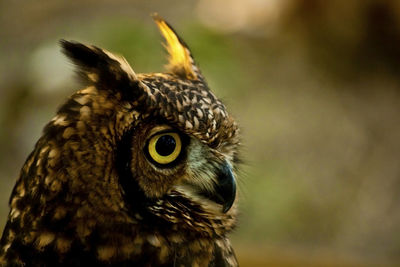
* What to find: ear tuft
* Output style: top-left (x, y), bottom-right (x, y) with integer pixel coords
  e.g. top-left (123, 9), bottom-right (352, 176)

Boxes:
top-left (61, 39), bottom-right (139, 81)
top-left (152, 15), bottom-right (203, 81)
top-left (60, 40), bottom-right (102, 71)
top-left (60, 40), bottom-right (144, 101)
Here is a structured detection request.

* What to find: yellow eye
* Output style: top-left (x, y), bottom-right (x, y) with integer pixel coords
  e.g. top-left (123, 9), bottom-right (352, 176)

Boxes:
top-left (147, 132), bottom-right (182, 165)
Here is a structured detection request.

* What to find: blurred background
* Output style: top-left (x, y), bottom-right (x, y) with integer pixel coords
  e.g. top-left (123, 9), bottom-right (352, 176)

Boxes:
top-left (1, 0), bottom-right (400, 266)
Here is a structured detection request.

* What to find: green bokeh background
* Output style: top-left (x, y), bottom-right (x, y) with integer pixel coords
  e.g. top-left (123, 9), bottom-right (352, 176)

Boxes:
top-left (1, 1), bottom-right (400, 266)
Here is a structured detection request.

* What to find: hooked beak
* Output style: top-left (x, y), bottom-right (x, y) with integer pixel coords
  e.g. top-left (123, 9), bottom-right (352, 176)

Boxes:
top-left (202, 161), bottom-right (236, 213)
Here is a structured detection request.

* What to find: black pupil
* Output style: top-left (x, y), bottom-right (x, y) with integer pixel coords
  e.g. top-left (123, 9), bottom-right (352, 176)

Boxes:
top-left (156, 135), bottom-right (176, 156)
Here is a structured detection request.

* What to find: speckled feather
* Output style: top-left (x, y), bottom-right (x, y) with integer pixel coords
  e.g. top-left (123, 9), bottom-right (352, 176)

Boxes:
top-left (0, 16), bottom-right (240, 267)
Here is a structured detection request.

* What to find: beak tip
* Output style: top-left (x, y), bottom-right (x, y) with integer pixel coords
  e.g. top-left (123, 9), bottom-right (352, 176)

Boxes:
top-left (222, 188), bottom-right (236, 213)
top-left (222, 203), bottom-right (232, 213)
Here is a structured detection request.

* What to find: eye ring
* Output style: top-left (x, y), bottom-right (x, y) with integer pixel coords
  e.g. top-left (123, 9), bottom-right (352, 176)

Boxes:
top-left (147, 132), bottom-right (182, 165)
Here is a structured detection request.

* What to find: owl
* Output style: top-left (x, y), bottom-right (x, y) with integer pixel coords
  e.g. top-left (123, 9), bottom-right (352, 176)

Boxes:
top-left (0, 15), bottom-right (240, 266)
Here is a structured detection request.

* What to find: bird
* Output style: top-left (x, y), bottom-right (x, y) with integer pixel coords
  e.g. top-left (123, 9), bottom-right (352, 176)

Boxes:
top-left (0, 14), bottom-right (240, 267)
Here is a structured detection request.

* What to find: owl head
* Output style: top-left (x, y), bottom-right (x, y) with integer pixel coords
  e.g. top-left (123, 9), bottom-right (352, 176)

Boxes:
top-left (6, 15), bottom-right (240, 256)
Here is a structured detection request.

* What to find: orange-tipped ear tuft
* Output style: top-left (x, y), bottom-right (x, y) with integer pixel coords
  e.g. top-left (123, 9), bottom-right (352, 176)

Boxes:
top-left (152, 14), bottom-right (199, 80)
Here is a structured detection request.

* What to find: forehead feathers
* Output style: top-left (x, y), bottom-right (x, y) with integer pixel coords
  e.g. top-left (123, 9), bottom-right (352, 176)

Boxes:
top-left (138, 73), bottom-right (239, 148)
